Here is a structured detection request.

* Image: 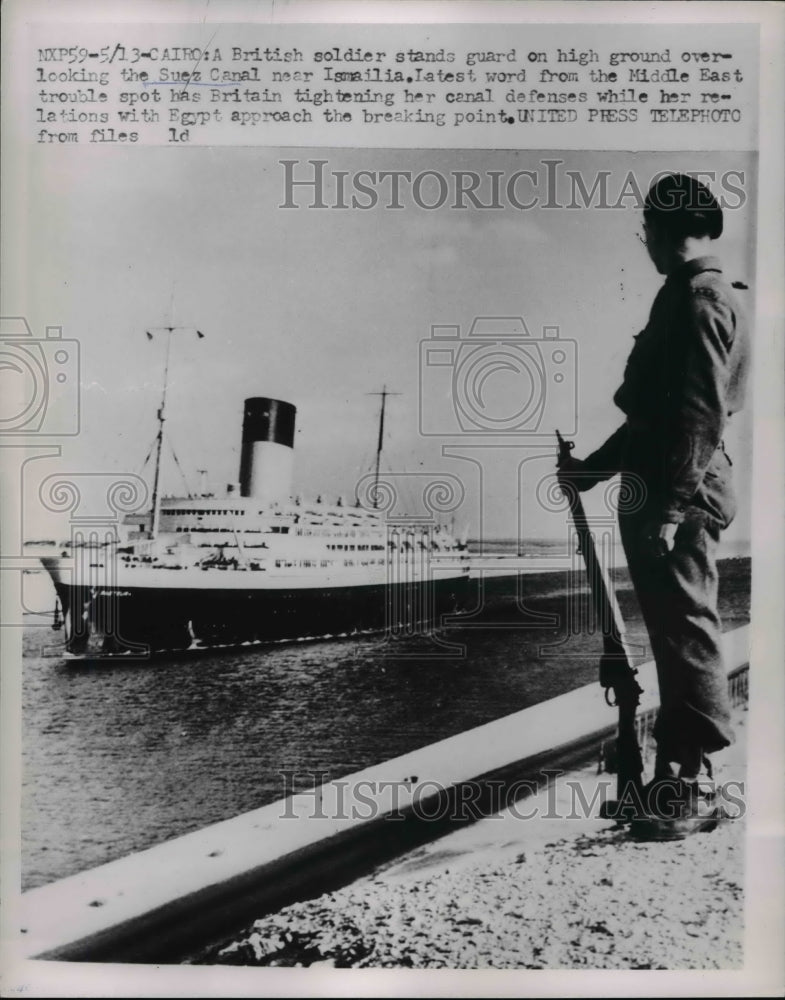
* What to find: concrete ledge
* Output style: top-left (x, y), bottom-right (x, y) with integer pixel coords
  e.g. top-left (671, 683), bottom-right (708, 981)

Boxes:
top-left (19, 625), bottom-right (750, 963)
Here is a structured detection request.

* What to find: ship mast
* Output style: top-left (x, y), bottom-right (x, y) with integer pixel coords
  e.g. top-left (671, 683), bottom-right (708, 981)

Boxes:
top-left (367, 385), bottom-right (400, 509)
top-left (146, 326), bottom-right (204, 537)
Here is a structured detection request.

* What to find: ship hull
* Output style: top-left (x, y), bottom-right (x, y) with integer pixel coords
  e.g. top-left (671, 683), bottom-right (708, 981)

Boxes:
top-left (48, 574), bottom-right (473, 658)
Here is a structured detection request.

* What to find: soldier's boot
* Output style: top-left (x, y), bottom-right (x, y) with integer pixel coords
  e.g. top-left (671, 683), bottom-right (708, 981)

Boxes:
top-left (628, 754), bottom-right (725, 841)
top-left (599, 753), bottom-right (679, 822)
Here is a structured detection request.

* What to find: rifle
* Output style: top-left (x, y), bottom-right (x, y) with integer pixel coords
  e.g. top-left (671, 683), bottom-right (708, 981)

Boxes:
top-left (555, 430), bottom-right (644, 815)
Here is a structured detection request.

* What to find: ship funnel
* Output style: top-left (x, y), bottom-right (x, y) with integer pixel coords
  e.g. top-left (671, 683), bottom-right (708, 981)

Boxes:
top-left (239, 398), bottom-right (296, 504)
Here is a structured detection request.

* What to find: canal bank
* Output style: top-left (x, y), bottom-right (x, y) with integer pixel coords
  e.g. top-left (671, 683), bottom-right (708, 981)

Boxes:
top-left (18, 628), bottom-right (750, 966)
top-left (210, 707), bottom-right (749, 970)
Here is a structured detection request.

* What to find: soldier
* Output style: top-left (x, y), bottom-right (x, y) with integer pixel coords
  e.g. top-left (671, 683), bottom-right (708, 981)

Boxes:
top-left (563, 173), bottom-right (750, 839)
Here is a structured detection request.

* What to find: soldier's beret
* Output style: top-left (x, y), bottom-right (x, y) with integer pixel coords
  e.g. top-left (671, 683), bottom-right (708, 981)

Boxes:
top-left (644, 174), bottom-right (723, 240)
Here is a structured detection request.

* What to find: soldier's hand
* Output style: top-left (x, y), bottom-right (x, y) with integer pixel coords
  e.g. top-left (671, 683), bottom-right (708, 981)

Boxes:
top-left (642, 521), bottom-right (678, 558)
top-left (557, 456), bottom-right (600, 493)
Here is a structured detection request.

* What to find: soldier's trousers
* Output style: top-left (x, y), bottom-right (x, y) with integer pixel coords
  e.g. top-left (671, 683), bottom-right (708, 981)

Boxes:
top-left (619, 506), bottom-right (734, 762)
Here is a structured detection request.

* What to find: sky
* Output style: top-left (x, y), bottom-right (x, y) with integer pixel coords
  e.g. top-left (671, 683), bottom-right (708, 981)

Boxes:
top-left (8, 145), bottom-right (756, 543)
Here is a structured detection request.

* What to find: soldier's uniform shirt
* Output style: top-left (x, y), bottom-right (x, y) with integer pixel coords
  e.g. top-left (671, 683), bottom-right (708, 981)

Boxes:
top-left (586, 255), bottom-right (750, 526)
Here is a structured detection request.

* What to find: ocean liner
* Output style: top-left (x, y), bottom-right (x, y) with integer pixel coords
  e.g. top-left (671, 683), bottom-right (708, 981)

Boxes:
top-left (40, 384), bottom-right (472, 658)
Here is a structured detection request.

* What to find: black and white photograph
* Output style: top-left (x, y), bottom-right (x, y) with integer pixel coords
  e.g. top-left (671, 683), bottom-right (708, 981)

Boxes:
top-left (1, 2), bottom-right (783, 997)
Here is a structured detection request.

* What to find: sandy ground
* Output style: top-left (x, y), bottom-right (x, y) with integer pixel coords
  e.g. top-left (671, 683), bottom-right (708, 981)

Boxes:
top-left (212, 708), bottom-right (747, 970)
